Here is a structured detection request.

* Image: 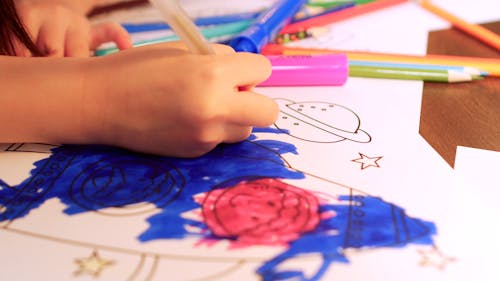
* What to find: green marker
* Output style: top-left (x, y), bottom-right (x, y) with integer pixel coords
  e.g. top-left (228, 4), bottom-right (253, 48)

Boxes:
top-left (94, 19), bottom-right (253, 56)
top-left (349, 65), bottom-right (482, 83)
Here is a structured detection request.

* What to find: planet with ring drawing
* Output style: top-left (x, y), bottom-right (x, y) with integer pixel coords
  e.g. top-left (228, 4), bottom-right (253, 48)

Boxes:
top-left (274, 98), bottom-right (371, 143)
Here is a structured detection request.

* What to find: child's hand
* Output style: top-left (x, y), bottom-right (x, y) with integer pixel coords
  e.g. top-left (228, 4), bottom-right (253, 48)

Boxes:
top-left (14, 1), bottom-right (132, 57)
top-left (82, 43), bottom-right (279, 157)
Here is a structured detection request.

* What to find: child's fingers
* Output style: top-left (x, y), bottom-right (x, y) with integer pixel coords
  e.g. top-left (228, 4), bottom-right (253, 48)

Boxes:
top-left (89, 22), bottom-right (132, 51)
top-left (9, 37), bottom-right (31, 57)
top-left (35, 22), bottom-right (66, 57)
top-left (212, 44), bottom-right (236, 54)
top-left (221, 53), bottom-right (272, 86)
top-left (154, 41), bottom-right (184, 48)
top-left (65, 26), bottom-right (91, 57)
top-left (222, 125), bottom-right (253, 143)
top-left (226, 91), bottom-right (279, 127)
top-left (133, 42), bottom-right (234, 53)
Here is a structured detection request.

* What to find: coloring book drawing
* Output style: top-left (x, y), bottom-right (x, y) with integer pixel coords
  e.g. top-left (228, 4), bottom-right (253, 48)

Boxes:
top-left (1, 1), bottom-right (499, 280)
top-left (0, 135), bottom-right (435, 281)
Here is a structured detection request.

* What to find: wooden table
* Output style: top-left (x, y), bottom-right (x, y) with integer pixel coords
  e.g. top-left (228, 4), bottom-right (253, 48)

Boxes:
top-left (420, 21), bottom-right (500, 167)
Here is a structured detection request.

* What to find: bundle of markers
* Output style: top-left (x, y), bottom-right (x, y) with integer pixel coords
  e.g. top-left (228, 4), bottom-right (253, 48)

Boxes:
top-left (95, 0), bottom-right (500, 84)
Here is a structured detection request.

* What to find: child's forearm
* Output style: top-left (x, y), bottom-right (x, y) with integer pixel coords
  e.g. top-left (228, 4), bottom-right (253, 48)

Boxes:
top-left (0, 56), bottom-right (94, 144)
top-left (0, 43), bottom-right (278, 157)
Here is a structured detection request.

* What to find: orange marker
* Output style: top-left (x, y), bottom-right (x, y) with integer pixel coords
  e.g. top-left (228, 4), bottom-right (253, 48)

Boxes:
top-left (419, 0), bottom-right (500, 52)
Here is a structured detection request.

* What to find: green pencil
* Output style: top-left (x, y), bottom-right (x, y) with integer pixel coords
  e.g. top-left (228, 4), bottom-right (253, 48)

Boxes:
top-left (349, 65), bottom-right (482, 83)
top-left (307, 0), bottom-right (375, 8)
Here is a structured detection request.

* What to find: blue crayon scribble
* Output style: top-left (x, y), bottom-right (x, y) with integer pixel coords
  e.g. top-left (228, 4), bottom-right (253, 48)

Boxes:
top-left (0, 134), bottom-right (436, 281)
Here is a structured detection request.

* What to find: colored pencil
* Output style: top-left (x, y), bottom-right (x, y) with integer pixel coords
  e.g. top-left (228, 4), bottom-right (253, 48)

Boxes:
top-left (292, 2), bottom-right (355, 23)
top-left (349, 65), bottom-right (480, 83)
top-left (280, 0), bottom-right (408, 34)
top-left (307, 0), bottom-right (375, 8)
top-left (349, 60), bottom-right (487, 76)
top-left (418, 0), bottom-right (500, 52)
top-left (95, 20), bottom-right (252, 56)
top-left (150, 0), bottom-right (214, 54)
top-left (261, 44), bottom-right (500, 77)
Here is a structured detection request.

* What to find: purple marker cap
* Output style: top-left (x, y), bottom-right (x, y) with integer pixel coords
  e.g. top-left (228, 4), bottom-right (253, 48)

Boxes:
top-left (259, 54), bottom-right (349, 87)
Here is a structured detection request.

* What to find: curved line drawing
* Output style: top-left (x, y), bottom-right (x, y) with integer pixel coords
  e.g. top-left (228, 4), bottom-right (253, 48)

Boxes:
top-left (67, 157), bottom-right (186, 216)
top-left (144, 255), bottom-right (159, 281)
top-left (274, 98), bottom-right (372, 143)
top-left (126, 254), bottom-right (146, 281)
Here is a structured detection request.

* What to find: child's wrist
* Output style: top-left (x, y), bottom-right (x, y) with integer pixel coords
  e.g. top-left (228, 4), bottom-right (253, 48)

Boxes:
top-left (74, 57), bottom-right (113, 145)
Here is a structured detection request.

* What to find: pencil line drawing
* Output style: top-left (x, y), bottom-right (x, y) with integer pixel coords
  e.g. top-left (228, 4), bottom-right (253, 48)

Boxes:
top-left (2, 142), bottom-right (56, 153)
top-left (274, 98), bottom-right (371, 143)
top-left (417, 245), bottom-right (457, 270)
top-left (74, 250), bottom-right (115, 278)
top-left (352, 153), bottom-right (383, 170)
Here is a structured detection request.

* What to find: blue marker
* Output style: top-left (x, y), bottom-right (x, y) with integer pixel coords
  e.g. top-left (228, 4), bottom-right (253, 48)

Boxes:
top-left (122, 11), bottom-right (261, 33)
top-left (229, 0), bottom-right (308, 53)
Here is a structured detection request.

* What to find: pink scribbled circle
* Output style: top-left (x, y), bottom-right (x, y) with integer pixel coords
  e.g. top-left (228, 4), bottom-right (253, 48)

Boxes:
top-left (202, 178), bottom-right (320, 246)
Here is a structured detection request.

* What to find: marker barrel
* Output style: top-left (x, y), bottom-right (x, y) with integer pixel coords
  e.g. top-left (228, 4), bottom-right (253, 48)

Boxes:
top-left (259, 54), bottom-right (349, 86)
top-left (229, 0), bottom-right (308, 53)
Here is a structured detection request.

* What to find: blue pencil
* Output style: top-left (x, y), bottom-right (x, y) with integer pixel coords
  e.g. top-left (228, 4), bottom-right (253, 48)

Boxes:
top-left (122, 11), bottom-right (261, 33)
top-left (349, 60), bottom-right (488, 76)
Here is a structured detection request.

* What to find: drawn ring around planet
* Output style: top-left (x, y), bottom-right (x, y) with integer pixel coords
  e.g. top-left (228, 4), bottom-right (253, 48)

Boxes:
top-left (274, 98), bottom-right (371, 143)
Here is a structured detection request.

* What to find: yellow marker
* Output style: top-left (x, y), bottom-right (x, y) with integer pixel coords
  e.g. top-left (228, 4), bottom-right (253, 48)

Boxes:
top-left (149, 0), bottom-right (215, 54)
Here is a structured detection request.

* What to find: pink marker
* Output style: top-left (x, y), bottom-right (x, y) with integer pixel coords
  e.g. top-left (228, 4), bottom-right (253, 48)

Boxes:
top-left (258, 54), bottom-right (348, 87)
